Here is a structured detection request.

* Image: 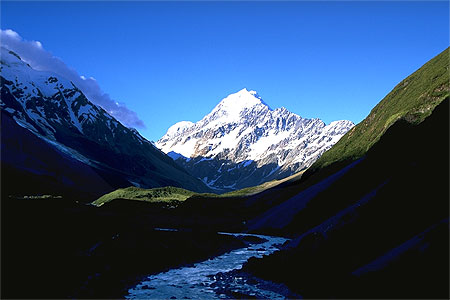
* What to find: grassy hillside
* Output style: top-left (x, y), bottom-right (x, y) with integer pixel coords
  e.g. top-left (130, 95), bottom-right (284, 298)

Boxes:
top-left (310, 47), bottom-right (449, 171)
top-left (92, 186), bottom-right (209, 206)
top-left (92, 170), bottom-right (306, 206)
top-left (221, 170), bottom-right (305, 197)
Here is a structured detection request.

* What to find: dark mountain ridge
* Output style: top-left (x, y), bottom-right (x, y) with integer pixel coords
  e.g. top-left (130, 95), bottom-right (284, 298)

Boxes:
top-left (0, 47), bottom-right (210, 199)
top-left (233, 48), bottom-right (450, 298)
top-left (242, 98), bottom-right (449, 298)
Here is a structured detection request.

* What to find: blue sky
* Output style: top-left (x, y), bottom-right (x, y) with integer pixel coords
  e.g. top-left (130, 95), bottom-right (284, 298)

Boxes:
top-left (2, 1), bottom-right (449, 141)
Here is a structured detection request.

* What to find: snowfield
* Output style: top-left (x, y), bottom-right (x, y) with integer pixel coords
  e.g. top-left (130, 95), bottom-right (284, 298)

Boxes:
top-left (156, 88), bottom-right (354, 191)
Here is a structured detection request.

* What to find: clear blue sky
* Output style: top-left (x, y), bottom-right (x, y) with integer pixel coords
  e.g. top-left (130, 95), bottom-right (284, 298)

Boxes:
top-left (2, 1), bottom-right (449, 141)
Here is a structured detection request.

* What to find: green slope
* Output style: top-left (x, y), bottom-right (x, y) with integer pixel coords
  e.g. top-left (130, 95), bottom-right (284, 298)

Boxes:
top-left (92, 170), bottom-right (306, 206)
top-left (92, 186), bottom-right (216, 206)
top-left (221, 170), bottom-right (305, 197)
top-left (310, 47), bottom-right (449, 172)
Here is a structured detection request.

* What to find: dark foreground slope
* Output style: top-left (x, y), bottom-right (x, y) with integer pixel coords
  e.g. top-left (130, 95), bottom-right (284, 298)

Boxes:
top-left (0, 194), bottom-right (254, 299)
top-left (1, 112), bottom-right (129, 199)
top-left (241, 87), bottom-right (449, 297)
top-left (241, 47), bottom-right (449, 236)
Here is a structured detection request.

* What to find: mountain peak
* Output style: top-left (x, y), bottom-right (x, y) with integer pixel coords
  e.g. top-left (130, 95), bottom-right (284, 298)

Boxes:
top-left (210, 88), bottom-right (271, 119)
top-left (156, 87), bottom-right (355, 191)
top-left (225, 87), bottom-right (264, 104)
top-left (237, 87), bottom-right (258, 96)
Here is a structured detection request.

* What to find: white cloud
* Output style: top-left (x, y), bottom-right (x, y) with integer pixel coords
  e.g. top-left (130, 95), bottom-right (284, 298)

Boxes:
top-left (3, 29), bottom-right (20, 39)
top-left (34, 41), bottom-right (42, 48)
top-left (0, 28), bottom-right (146, 129)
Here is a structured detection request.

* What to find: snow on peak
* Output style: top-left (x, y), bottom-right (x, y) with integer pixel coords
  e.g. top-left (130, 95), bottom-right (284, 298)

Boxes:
top-left (1, 47), bottom-right (28, 67)
top-left (156, 87), bottom-right (355, 191)
top-left (207, 88), bottom-right (270, 121)
top-left (328, 119), bottom-right (355, 127)
top-left (166, 121), bottom-right (194, 137)
top-left (220, 88), bottom-right (264, 107)
top-left (248, 89), bottom-right (258, 96)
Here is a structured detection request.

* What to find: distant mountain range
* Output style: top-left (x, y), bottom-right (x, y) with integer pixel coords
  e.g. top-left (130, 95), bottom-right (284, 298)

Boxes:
top-left (0, 47), bottom-right (209, 198)
top-left (157, 88), bottom-right (354, 192)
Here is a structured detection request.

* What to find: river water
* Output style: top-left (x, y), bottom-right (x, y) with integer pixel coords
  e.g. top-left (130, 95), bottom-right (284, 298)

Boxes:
top-left (126, 232), bottom-right (289, 299)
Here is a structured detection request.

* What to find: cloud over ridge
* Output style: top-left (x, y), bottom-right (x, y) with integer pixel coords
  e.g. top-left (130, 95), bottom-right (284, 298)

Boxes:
top-left (0, 29), bottom-right (146, 129)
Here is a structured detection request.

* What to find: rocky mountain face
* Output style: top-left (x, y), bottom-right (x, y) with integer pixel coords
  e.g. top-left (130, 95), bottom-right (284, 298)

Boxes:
top-left (0, 47), bottom-right (209, 198)
top-left (157, 88), bottom-right (354, 192)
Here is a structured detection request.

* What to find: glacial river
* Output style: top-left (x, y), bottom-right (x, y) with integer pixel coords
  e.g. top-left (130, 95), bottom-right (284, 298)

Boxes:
top-left (126, 232), bottom-right (289, 299)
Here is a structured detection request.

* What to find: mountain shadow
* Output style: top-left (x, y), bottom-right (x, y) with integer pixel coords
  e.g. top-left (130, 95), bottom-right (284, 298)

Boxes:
top-left (241, 98), bottom-right (449, 299)
top-left (169, 153), bottom-right (292, 193)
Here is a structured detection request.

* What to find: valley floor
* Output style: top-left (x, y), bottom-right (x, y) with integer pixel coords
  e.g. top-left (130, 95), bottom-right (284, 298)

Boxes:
top-left (0, 196), bottom-right (255, 298)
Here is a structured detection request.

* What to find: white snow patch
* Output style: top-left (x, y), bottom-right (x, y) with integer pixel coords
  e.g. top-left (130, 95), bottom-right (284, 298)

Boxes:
top-left (160, 136), bottom-right (198, 158)
top-left (166, 121), bottom-right (194, 137)
top-left (42, 137), bottom-right (92, 165)
top-left (249, 130), bottom-right (291, 160)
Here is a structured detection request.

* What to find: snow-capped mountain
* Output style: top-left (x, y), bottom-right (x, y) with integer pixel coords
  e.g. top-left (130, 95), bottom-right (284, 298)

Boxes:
top-left (0, 47), bottom-right (209, 197)
top-left (157, 88), bottom-right (354, 192)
